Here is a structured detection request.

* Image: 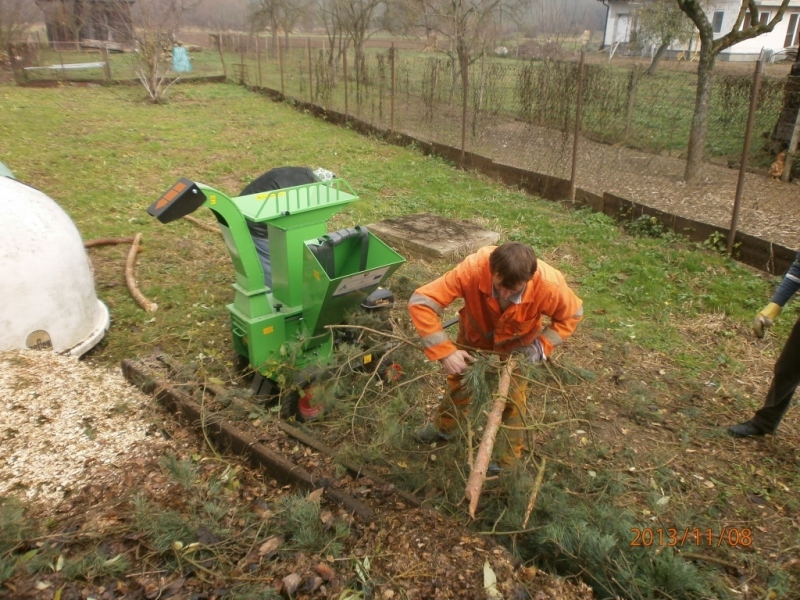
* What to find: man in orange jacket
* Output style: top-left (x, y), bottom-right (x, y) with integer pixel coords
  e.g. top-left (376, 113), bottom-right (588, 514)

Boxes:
top-left (408, 242), bottom-right (583, 469)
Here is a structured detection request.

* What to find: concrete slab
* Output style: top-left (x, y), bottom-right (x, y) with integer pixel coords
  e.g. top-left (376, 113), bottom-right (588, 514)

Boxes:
top-left (368, 213), bottom-right (500, 260)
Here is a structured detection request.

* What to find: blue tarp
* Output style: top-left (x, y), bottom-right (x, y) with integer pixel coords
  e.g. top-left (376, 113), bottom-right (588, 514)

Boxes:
top-left (172, 46), bottom-right (192, 73)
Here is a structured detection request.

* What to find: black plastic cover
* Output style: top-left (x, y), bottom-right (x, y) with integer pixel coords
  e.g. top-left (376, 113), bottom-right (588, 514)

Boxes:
top-left (147, 178), bottom-right (206, 223)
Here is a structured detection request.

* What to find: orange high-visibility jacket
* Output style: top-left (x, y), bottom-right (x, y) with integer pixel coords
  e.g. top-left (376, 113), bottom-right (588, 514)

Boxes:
top-left (408, 246), bottom-right (583, 362)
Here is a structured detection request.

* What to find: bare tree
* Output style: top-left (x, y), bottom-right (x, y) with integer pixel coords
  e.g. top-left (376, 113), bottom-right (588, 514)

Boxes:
top-left (403, 0), bottom-right (527, 104)
top-left (128, 0), bottom-right (200, 103)
top-left (278, 0), bottom-right (313, 49)
top-left (677, 0), bottom-right (791, 182)
top-left (253, 0), bottom-right (281, 53)
top-left (636, 0), bottom-right (694, 75)
top-left (1, 0), bottom-right (40, 52)
top-left (338, 0), bottom-right (383, 72)
top-left (54, 1), bottom-right (95, 49)
top-left (316, 0), bottom-right (346, 86)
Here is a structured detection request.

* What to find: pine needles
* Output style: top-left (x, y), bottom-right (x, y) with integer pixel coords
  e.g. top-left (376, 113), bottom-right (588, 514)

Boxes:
top-left (276, 492), bottom-right (350, 557)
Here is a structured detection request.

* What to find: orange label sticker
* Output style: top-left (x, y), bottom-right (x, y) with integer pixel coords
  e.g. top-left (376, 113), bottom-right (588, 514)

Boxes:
top-left (262, 326), bottom-right (274, 335)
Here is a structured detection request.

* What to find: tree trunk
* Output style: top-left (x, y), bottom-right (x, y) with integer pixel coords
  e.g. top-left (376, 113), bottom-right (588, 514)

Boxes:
top-left (684, 44), bottom-right (716, 183)
top-left (646, 42), bottom-right (670, 76)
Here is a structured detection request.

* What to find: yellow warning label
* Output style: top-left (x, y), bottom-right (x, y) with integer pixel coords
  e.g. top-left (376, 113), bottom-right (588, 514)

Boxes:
top-left (210, 195), bottom-right (217, 205)
top-left (363, 354), bottom-right (372, 365)
top-left (263, 326), bottom-right (274, 335)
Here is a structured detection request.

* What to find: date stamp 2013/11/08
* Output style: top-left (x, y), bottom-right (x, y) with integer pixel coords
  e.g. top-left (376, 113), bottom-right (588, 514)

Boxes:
top-left (630, 528), bottom-right (753, 548)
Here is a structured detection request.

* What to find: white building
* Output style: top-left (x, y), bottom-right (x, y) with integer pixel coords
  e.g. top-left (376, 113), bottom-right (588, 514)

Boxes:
top-left (598, 0), bottom-right (800, 61)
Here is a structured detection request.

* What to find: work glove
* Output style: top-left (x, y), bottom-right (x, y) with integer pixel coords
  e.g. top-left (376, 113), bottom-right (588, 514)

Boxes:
top-left (440, 349), bottom-right (475, 375)
top-left (520, 339), bottom-right (545, 364)
top-left (753, 302), bottom-right (781, 338)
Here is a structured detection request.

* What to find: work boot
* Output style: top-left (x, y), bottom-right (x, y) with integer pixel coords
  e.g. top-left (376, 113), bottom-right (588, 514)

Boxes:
top-left (416, 422), bottom-right (453, 444)
top-left (728, 420), bottom-right (768, 438)
top-left (486, 462), bottom-right (503, 476)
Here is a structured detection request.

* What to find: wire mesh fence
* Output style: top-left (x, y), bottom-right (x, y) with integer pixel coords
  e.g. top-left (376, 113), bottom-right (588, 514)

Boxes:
top-left (225, 36), bottom-right (791, 177)
top-left (8, 39), bottom-right (225, 83)
top-left (10, 33), bottom-right (794, 177)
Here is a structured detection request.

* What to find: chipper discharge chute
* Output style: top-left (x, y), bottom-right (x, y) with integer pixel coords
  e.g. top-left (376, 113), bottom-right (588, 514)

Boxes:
top-left (147, 173), bottom-right (405, 420)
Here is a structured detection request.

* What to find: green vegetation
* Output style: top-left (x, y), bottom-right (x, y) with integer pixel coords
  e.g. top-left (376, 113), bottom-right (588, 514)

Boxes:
top-left (17, 36), bottom-right (785, 168)
top-left (2, 81), bottom-right (798, 598)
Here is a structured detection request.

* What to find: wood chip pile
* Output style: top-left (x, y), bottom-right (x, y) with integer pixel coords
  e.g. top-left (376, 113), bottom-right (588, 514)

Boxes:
top-left (0, 349), bottom-right (170, 507)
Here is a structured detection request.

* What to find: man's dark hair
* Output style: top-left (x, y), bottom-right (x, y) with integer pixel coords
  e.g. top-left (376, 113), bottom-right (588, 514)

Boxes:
top-left (489, 242), bottom-right (537, 288)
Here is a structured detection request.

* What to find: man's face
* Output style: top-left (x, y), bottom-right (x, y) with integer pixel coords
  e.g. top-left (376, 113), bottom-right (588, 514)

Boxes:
top-left (492, 274), bottom-right (527, 300)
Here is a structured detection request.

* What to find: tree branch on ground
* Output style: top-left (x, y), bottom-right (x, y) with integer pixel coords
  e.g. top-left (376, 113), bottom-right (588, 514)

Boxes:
top-left (465, 358), bottom-right (515, 519)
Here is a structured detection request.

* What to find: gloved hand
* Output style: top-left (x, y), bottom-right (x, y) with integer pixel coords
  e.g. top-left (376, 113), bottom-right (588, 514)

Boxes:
top-left (439, 350), bottom-right (475, 375)
top-left (520, 339), bottom-right (545, 363)
top-left (753, 302), bottom-right (781, 338)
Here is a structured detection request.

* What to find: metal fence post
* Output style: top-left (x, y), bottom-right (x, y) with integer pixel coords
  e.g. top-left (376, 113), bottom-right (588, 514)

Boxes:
top-left (102, 45), bottom-right (112, 80)
top-left (256, 35), bottom-right (262, 88)
top-left (8, 43), bottom-right (23, 84)
top-left (344, 46), bottom-right (349, 121)
top-left (461, 62), bottom-right (468, 162)
top-left (308, 38), bottom-right (313, 102)
top-left (279, 38), bottom-right (285, 95)
top-left (240, 33), bottom-right (245, 83)
top-left (624, 65), bottom-right (640, 140)
top-left (215, 32), bottom-right (226, 79)
top-left (728, 56), bottom-right (765, 255)
top-left (390, 44), bottom-right (396, 134)
top-left (569, 50), bottom-right (586, 203)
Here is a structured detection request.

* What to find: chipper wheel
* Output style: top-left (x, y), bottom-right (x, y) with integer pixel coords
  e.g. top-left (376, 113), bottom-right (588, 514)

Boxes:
top-left (290, 383), bottom-right (324, 423)
top-left (251, 370), bottom-right (327, 423)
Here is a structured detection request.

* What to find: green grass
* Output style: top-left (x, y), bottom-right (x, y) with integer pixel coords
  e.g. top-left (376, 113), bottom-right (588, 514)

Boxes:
top-left (20, 34), bottom-right (783, 166)
top-left (2, 80), bottom-right (799, 598)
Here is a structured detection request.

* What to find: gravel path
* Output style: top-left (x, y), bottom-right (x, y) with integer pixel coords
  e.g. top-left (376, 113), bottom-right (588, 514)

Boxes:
top-left (482, 119), bottom-right (800, 250)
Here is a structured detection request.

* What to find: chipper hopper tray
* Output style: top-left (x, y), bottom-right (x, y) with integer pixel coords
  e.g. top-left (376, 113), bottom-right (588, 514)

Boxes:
top-left (147, 176), bottom-right (405, 402)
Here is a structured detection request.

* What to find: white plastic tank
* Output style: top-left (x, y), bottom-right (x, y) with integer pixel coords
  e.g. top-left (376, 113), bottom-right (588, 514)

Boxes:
top-left (0, 173), bottom-right (109, 356)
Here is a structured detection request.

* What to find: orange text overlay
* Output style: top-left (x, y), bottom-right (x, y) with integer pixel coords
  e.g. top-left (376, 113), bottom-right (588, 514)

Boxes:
top-left (630, 527), bottom-right (753, 548)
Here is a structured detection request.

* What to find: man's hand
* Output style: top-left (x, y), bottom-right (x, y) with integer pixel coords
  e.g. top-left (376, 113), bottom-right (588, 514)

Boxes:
top-left (754, 302), bottom-right (781, 338)
top-left (521, 339), bottom-right (545, 363)
top-left (439, 350), bottom-right (475, 375)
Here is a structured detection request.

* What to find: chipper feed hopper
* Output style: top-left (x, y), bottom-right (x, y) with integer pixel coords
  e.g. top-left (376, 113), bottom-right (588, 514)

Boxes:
top-left (147, 176), bottom-right (405, 420)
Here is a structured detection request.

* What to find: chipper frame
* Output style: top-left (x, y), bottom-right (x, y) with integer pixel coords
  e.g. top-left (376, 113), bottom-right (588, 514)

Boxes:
top-left (147, 176), bottom-right (405, 418)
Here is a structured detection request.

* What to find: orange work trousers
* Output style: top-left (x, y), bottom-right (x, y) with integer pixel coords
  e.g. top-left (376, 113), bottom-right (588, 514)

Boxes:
top-left (433, 371), bottom-right (528, 466)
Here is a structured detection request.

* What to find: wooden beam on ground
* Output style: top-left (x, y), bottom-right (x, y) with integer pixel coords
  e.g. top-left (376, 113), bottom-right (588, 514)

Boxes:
top-left (121, 360), bottom-right (375, 521)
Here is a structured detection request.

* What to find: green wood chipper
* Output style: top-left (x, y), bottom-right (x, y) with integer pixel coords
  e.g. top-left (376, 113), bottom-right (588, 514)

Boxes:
top-left (147, 172), bottom-right (405, 420)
